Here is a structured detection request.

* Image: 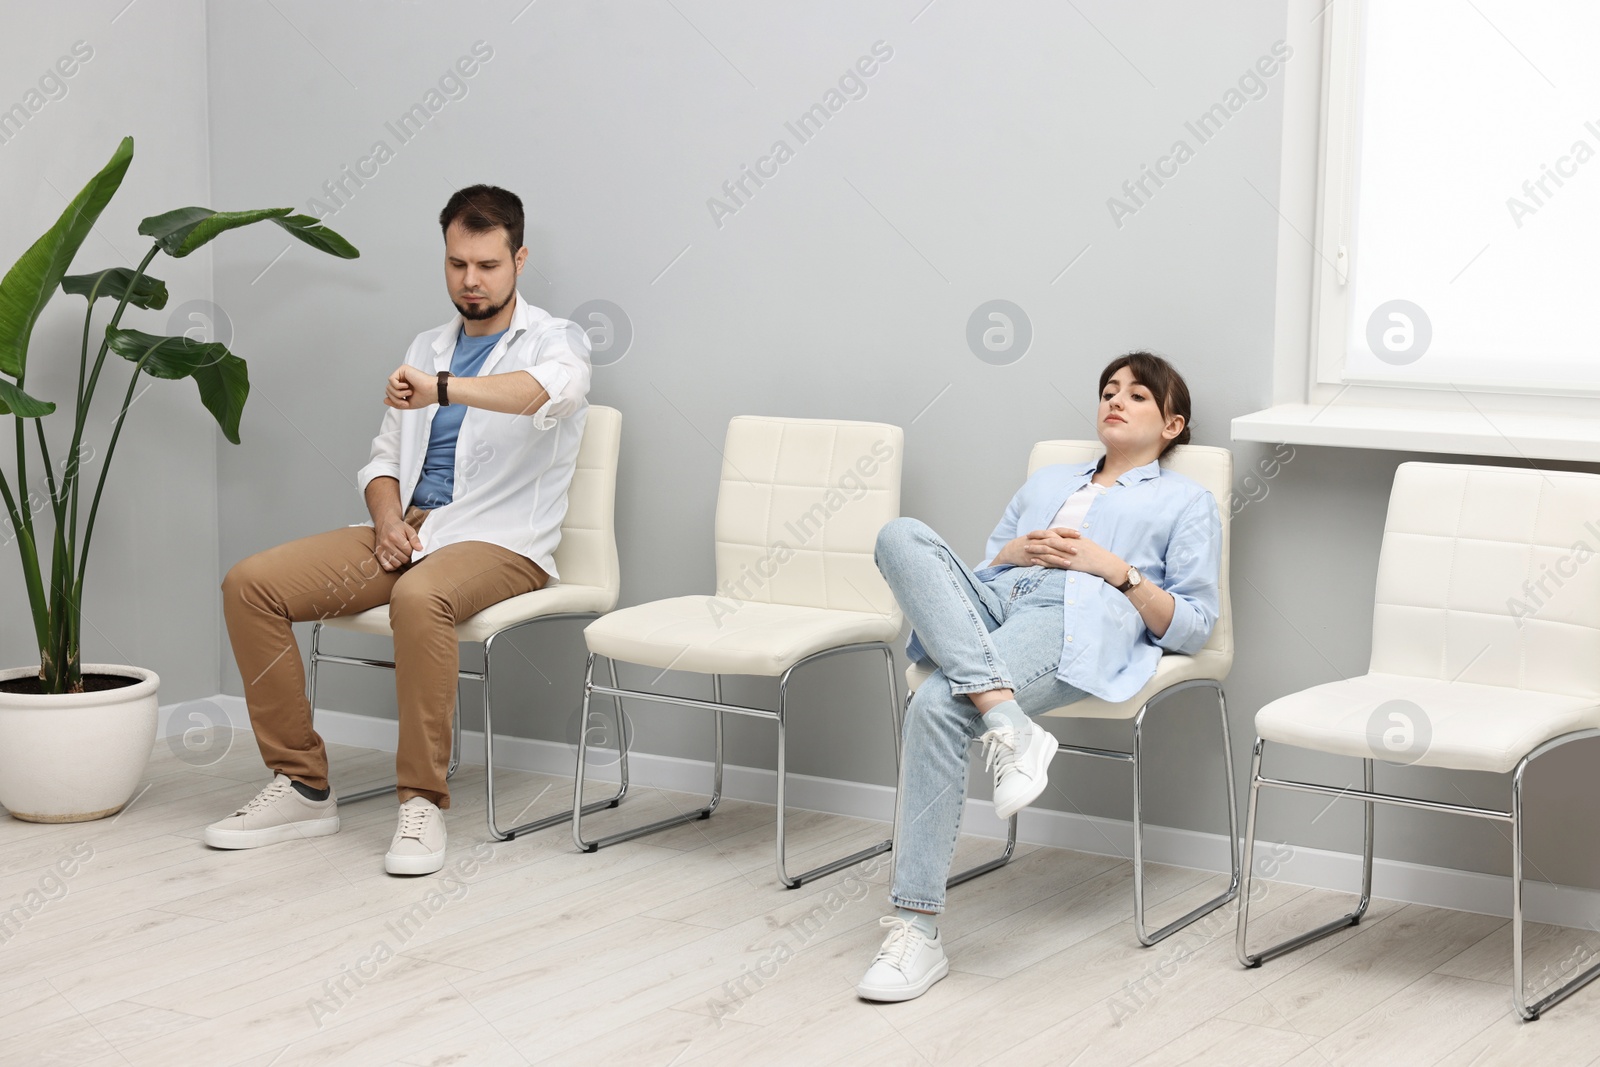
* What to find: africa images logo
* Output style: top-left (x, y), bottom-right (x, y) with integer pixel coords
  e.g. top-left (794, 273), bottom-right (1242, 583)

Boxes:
top-left (1366, 698), bottom-right (1431, 766)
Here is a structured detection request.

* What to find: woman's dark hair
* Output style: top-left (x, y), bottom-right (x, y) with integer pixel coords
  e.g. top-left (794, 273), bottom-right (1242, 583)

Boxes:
top-left (439, 184), bottom-right (524, 252)
top-left (1097, 351), bottom-right (1192, 458)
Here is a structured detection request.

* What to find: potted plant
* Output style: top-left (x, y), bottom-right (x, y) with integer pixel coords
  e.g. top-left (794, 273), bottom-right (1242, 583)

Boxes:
top-left (0, 137), bottom-right (358, 822)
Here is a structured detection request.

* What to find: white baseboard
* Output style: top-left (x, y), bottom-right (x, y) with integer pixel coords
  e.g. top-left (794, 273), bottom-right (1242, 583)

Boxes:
top-left (191, 694), bottom-right (1600, 929)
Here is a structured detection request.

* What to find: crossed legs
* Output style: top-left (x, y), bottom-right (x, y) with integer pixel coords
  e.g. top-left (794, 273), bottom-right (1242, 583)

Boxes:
top-left (859, 518), bottom-right (1086, 1000)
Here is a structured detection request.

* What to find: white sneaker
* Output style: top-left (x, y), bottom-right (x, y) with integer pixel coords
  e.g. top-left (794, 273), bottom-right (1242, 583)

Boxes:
top-left (204, 774), bottom-right (340, 849)
top-left (982, 717), bottom-right (1058, 820)
top-left (385, 797), bottom-right (446, 875)
top-left (856, 916), bottom-right (950, 1002)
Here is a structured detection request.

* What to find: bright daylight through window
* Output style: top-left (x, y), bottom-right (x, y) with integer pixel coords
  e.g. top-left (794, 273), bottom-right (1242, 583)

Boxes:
top-left (1340, 0), bottom-right (1599, 393)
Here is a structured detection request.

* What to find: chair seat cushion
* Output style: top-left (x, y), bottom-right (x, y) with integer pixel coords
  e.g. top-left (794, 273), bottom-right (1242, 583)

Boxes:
top-left (1254, 672), bottom-right (1600, 775)
top-left (905, 649), bottom-right (1231, 720)
top-left (584, 596), bottom-right (902, 677)
top-left (323, 583), bottom-right (618, 643)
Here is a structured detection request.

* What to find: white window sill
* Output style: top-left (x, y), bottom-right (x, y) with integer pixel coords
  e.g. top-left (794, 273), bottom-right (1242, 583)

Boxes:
top-left (1231, 404), bottom-right (1600, 463)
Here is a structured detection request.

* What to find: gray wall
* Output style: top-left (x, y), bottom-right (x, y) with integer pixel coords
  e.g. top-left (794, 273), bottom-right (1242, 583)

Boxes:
top-left (201, 1), bottom-right (1600, 887)
top-left (0, 1), bottom-right (219, 702)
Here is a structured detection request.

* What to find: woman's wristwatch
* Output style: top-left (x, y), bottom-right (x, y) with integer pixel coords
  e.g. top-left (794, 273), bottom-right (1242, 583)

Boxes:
top-left (1116, 565), bottom-right (1143, 594)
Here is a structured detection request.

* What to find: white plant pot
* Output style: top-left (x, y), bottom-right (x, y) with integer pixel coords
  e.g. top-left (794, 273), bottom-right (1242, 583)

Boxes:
top-left (0, 663), bottom-right (159, 823)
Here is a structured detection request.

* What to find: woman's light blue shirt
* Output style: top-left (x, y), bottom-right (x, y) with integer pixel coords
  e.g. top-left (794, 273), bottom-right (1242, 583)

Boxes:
top-left (907, 457), bottom-right (1223, 704)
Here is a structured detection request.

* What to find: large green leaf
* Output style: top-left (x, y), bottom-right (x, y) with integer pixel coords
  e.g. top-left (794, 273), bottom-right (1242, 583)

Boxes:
top-left (134, 206), bottom-right (212, 251)
top-left (270, 213), bottom-right (359, 259)
top-left (105, 325), bottom-right (227, 379)
top-left (0, 136), bottom-right (135, 378)
top-left (191, 351), bottom-right (249, 444)
top-left (61, 268), bottom-right (169, 309)
top-left (138, 207), bottom-right (290, 258)
top-left (137, 207), bottom-right (358, 260)
top-left (0, 377), bottom-right (55, 418)
top-left (104, 326), bottom-right (247, 443)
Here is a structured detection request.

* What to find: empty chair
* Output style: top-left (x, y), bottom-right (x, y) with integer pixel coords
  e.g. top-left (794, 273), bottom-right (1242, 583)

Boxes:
top-left (574, 415), bottom-right (904, 888)
top-left (1235, 460), bottom-right (1600, 1020)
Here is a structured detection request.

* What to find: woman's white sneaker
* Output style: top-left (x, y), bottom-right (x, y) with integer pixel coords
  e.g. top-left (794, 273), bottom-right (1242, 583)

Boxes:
top-left (856, 916), bottom-right (950, 1002)
top-left (385, 797), bottom-right (447, 875)
top-left (982, 718), bottom-right (1059, 820)
top-left (204, 774), bottom-right (340, 849)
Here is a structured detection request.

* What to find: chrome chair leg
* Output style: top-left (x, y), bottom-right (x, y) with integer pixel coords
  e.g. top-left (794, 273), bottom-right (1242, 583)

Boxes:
top-left (446, 672), bottom-right (463, 779)
top-left (1238, 748), bottom-right (1374, 967)
top-left (1133, 682), bottom-right (1241, 946)
top-left (710, 674), bottom-right (725, 817)
top-left (1236, 728), bottom-right (1600, 1021)
top-left (1360, 756), bottom-right (1375, 902)
top-left (573, 656), bottom-right (720, 852)
top-left (307, 620), bottom-right (323, 718)
top-left (1513, 763), bottom-right (1532, 1020)
top-left (947, 812), bottom-right (1018, 888)
top-left (774, 663), bottom-right (892, 890)
top-left (485, 638), bottom-right (628, 841)
top-left (573, 643), bottom-right (897, 889)
top-left (946, 678), bottom-right (1238, 949)
top-left (879, 644), bottom-right (903, 777)
top-left (612, 656), bottom-right (633, 803)
top-left (1510, 733), bottom-right (1600, 1020)
top-left (1235, 738), bottom-right (1266, 967)
top-left (886, 689), bottom-right (912, 892)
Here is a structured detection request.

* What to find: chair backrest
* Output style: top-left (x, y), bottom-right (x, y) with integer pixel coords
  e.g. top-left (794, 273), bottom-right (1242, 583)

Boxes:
top-left (1371, 461), bottom-right (1600, 700)
top-left (551, 405), bottom-right (622, 606)
top-left (714, 416), bottom-right (904, 621)
top-left (1028, 440), bottom-right (1235, 664)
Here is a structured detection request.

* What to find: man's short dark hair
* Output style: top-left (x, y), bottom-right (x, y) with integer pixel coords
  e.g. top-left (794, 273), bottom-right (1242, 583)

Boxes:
top-left (439, 185), bottom-right (524, 252)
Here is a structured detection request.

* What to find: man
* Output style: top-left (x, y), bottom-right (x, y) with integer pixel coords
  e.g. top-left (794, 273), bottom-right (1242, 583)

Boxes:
top-left (209, 185), bottom-right (592, 875)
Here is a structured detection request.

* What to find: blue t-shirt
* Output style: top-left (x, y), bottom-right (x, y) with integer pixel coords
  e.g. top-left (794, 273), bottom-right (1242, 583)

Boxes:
top-left (409, 326), bottom-right (506, 508)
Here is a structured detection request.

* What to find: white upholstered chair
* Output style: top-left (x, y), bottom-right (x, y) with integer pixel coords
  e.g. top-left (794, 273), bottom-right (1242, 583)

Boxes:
top-left (308, 405), bottom-right (624, 840)
top-left (1236, 461), bottom-right (1600, 1020)
top-left (904, 439), bottom-right (1239, 945)
top-left (575, 416), bottom-right (905, 888)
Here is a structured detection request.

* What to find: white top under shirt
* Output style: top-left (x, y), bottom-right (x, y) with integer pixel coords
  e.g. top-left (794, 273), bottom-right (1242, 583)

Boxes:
top-left (1048, 481), bottom-right (1107, 532)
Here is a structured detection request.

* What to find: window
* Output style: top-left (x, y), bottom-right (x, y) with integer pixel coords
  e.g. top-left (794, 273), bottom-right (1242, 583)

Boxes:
top-left (1234, 0), bottom-right (1600, 460)
top-left (1321, 0), bottom-right (1599, 395)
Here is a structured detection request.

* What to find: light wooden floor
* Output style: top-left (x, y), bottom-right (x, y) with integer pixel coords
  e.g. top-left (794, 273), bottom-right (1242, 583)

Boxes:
top-left (4, 740), bottom-right (1600, 1067)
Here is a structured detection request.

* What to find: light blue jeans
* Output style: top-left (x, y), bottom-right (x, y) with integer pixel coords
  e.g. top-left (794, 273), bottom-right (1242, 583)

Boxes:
top-left (875, 517), bottom-right (1087, 913)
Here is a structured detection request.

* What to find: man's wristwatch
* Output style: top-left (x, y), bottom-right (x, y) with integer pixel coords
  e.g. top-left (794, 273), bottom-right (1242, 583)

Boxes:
top-left (1116, 565), bottom-right (1143, 594)
top-left (437, 370), bottom-right (451, 406)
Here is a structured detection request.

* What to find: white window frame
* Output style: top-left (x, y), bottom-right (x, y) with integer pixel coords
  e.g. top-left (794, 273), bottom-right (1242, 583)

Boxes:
top-left (1233, 0), bottom-right (1600, 461)
top-left (1309, 0), bottom-right (1361, 392)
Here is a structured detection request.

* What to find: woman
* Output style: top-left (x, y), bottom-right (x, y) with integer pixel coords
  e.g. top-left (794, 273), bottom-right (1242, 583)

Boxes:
top-left (857, 352), bottom-right (1223, 1002)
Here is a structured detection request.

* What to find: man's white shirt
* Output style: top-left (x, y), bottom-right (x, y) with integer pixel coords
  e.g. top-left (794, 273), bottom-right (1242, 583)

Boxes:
top-left (354, 293), bottom-right (592, 580)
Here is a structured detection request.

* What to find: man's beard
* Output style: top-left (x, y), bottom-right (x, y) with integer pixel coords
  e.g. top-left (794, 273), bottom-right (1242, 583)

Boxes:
top-left (454, 293), bottom-right (510, 321)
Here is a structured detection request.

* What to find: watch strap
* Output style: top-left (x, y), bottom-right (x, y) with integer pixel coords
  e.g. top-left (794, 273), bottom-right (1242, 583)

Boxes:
top-left (437, 370), bottom-right (451, 406)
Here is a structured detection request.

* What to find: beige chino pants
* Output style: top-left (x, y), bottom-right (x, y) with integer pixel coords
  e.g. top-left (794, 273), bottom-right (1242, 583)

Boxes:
top-left (220, 510), bottom-right (547, 808)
